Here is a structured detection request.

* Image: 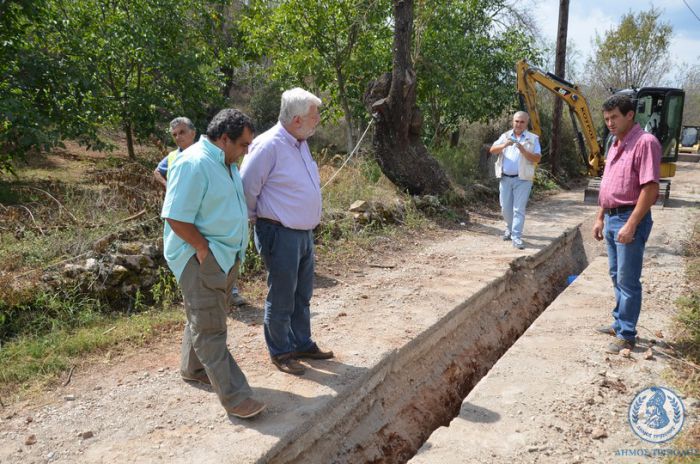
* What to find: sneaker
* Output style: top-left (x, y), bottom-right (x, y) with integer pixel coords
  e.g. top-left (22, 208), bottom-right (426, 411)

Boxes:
top-left (294, 343), bottom-right (334, 360)
top-left (594, 325), bottom-right (616, 337)
top-left (181, 371), bottom-right (211, 386)
top-left (606, 338), bottom-right (635, 354)
top-left (512, 239), bottom-right (525, 250)
top-left (271, 353), bottom-right (305, 375)
top-left (226, 397), bottom-right (266, 419)
top-left (230, 293), bottom-right (247, 307)
top-left (502, 232), bottom-right (511, 241)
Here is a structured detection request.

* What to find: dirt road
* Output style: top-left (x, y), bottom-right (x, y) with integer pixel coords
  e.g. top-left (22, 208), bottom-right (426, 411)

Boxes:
top-left (1, 163), bottom-right (698, 463)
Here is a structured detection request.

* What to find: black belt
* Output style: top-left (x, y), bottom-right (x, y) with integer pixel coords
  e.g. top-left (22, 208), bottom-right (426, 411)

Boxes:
top-left (605, 205), bottom-right (635, 216)
top-left (257, 217), bottom-right (283, 226)
top-left (502, 173), bottom-right (518, 178)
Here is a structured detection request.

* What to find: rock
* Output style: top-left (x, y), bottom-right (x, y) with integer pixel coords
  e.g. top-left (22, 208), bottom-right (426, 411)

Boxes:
top-left (78, 431), bottom-right (94, 439)
top-left (349, 200), bottom-right (369, 212)
top-left (643, 348), bottom-right (654, 360)
top-left (620, 348), bottom-right (632, 358)
top-left (62, 264), bottom-right (84, 278)
top-left (114, 254), bottom-right (154, 271)
top-left (106, 264), bottom-right (129, 285)
top-left (84, 258), bottom-right (99, 272)
top-left (25, 434), bottom-right (36, 445)
top-left (117, 242), bottom-right (143, 255)
top-left (591, 427), bottom-right (608, 439)
top-left (25, 417), bottom-right (33, 424)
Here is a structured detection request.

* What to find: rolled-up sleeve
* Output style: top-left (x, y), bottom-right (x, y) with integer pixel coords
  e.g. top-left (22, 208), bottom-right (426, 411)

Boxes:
top-left (161, 161), bottom-right (206, 223)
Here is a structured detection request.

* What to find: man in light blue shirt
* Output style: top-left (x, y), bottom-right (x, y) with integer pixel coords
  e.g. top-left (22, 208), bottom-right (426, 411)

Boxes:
top-left (241, 88), bottom-right (334, 375)
top-left (154, 116), bottom-right (247, 306)
top-left (489, 111), bottom-right (542, 250)
top-left (161, 108), bottom-right (265, 419)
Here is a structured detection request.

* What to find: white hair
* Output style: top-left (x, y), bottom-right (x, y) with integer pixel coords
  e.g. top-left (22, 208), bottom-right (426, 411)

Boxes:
top-left (513, 111), bottom-right (530, 121)
top-left (278, 88), bottom-right (322, 125)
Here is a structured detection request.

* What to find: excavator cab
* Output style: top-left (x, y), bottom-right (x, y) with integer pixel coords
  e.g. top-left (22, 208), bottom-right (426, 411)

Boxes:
top-left (633, 88), bottom-right (684, 174)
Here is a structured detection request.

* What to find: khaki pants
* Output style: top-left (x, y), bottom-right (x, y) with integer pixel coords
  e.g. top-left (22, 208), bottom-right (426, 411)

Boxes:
top-left (179, 252), bottom-right (251, 410)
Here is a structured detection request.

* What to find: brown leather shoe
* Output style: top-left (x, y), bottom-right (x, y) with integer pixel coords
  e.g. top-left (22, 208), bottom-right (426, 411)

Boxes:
top-left (294, 343), bottom-right (334, 360)
top-left (181, 371), bottom-right (211, 385)
top-left (226, 398), bottom-right (266, 419)
top-left (271, 353), bottom-right (305, 375)
top-left (606, 338), bottom-right (635, 354)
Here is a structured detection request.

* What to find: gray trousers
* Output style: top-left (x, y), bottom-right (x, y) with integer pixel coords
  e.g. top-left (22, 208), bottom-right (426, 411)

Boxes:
top-left (179, 253), bottom-right (251, 410)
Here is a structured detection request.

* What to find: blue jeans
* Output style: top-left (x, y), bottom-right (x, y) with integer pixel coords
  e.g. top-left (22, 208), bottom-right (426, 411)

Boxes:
top-left (254, 220), bottom-right (315, 357)
top-left (604, 210), bottom-right (653, 342)
top-left (499, 176), bottom-right (533, 242)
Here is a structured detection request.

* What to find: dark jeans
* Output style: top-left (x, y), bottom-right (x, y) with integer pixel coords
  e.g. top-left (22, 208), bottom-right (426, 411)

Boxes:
top-left (604, 210), bottom-right (653, 342)
top-left (179, 253), bottom-right (251, 410)
top-left (254, 220), bottom-right (315, 357)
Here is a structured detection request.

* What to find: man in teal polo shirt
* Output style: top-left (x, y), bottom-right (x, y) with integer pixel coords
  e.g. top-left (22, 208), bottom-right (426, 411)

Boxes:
top-left (161, 108), bottom-right (265, 419)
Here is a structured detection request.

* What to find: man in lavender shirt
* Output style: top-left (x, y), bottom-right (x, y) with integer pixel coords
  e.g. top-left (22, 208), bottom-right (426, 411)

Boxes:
top-left (241, 88), bottom-right (334, 375)
top-left (592, 94), bottom-right (661, 355)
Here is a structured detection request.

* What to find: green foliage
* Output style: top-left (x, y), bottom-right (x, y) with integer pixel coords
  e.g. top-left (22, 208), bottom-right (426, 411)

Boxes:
top-left (242, 0), bottom-right (392, 151)
top-left (590, 7), bottom-right (672, 89)
top-left (241, 229), bottom-right (265, 277)
top-left (414, 0), bottom-right (540, 145)
top-left (150, 266), bottom-right (180, 309)
top-left (431, 145), bottom-right (479, 186)
top-left (0, 0), bottom-right (226, 165)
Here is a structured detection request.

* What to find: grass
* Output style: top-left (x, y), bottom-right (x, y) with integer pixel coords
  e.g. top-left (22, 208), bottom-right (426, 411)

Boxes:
top-left (0, 306), bottom-right (183, 400)
top-left (665, 220), bottom-right (700, 461)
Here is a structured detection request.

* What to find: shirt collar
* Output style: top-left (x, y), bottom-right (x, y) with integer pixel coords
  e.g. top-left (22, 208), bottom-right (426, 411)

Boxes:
top-left (510, 129), bottom-right (529, 139)
top-left (201, 136), bottom-right (226, 165)
top-left (276, 122), bottom-right (302, 149)
top-left (617, 123), bottom-right (643, 148)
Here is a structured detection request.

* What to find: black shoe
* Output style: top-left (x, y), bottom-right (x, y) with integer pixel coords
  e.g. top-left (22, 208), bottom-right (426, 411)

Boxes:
top-left (294, 343), bottom-right (334, 360)
top-left (271, 353), bottom-right (305, 375)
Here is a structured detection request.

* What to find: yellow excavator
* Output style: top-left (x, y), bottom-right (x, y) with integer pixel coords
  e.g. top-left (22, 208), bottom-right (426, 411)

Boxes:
top-left (515, 60), bottom-right (685, 204)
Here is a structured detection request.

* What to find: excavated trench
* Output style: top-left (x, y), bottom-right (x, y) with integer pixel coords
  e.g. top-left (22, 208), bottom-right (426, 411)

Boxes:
top-left (263, 218), bottom-right (600, 464)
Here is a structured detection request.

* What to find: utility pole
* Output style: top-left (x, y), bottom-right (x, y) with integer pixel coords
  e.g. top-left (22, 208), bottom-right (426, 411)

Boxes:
top-left (551, 0), bottom-right (570, 178)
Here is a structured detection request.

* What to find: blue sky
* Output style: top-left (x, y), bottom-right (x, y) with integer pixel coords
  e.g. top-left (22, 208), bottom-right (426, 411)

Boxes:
top-left (533, 0), bottom-right (700, 82)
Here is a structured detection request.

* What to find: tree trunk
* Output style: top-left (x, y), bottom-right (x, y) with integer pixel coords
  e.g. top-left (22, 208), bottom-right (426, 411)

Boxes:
top-left (550, 0), bottom-right (570, 178)
top-left (125, 122), bottom-right (135, 159)
top-left (363, 0), bottom-right (451, 196)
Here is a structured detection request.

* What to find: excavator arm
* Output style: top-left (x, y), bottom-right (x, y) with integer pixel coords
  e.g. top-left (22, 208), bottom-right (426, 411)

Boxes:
top-left (515, 60), bottom-right (604, 177)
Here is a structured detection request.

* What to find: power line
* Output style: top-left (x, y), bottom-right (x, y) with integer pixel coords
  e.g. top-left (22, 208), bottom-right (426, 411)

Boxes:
top-left (682, 0), bottom-right (700, 22)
